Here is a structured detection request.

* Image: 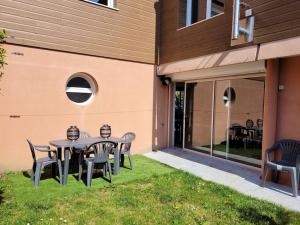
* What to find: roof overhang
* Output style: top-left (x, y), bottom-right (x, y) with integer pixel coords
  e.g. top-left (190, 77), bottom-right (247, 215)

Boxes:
top-left (157, 36), bottom-right (300, 80)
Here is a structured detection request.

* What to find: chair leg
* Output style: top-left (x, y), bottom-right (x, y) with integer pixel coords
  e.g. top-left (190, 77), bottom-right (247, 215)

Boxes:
top-left (107, 161), bottom-right (112, 183)
top-left (290, 169), bottom-right (298, 197)
top-left (87, 162), bottom-right (94, 187)
top-left (57, 160), bottom-right (63, 185)
top-left (297, 165), bottom-right (300, 185)
top-left (78, 152), bottom-right (83, 181)
top-left (128, 153), bottom-right (133, 170)
top-left (262, 164), bottom-right (268, 187)
top-left (78, 162), bottom-right (83, 181)
top-left (34, 163), bottom-right (42, 188)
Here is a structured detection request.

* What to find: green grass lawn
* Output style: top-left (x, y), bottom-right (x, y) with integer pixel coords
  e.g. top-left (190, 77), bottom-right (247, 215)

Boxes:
top-left (0, 155), bottom-right (300, 225)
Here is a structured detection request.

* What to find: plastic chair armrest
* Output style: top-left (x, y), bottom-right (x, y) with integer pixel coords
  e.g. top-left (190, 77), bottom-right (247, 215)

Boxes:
top-left (34, 145), bottom-right (52, 152)
top-left (265, 145), bottom-right (278, 162)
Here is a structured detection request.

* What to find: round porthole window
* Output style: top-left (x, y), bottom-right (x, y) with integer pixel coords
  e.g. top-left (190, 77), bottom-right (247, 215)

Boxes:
top-left (223, 87), bottom-right (236, 107)
top-left (66, 73), bottom-right (96, 105)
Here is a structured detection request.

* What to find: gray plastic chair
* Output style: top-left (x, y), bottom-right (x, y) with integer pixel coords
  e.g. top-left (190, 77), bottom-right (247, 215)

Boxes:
top-left (77, 131), bottom-right (98, 180)
top-left (120, 132), bottom-right (136, 170)
top-left (27, 140), bottom-right (62, 188)
top-left (79, 141), bottom-right (117, 187)
top-left (79, 131), bottom-right (96, 156)
top-left (262, 139), bottom-right (300, 197)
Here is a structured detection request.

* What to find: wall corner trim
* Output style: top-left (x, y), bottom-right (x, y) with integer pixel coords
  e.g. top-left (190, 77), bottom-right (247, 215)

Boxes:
top-left (258, 36), bottom-right (300, 60)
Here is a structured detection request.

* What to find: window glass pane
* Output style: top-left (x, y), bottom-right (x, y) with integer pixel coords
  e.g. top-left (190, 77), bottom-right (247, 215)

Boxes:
top-left (191, 0), bottom-right (198, 24)
top-left (179, 0), bottom-right (224, 28)
top-left (66, 93), bottom-right (92, 103)
top-left (210, 0), bottom-right (224, 17)
top-left (178, 0), bottom-right (188, 28)
top-left (227, 78), bottom-right (265, 166)
top-left (174, 83), bottom-right (185, 148)
top-left (90, 0), bottom-right (108, 5)
top-left (66, 74), bottom-right (95, 105)
top-left (213, 80), bottom-right (230, 158)
top-left (67, 77), bottom-right (91, 88)
top-left (184, 81), bottom-right (213, 154)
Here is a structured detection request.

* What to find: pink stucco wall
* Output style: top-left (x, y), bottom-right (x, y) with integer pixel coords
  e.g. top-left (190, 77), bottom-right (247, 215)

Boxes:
top-left (263, 56), bottom-right (300, 186)
top-left (276, 56), bottom-right (300, 140)
top-left (0, 44), bottom-right (161, 171)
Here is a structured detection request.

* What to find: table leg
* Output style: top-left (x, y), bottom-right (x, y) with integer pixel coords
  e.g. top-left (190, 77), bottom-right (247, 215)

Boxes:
top-left (113, 147), bottom-right (120, 175)
top-left (63, 147), bottom-right (70, 185)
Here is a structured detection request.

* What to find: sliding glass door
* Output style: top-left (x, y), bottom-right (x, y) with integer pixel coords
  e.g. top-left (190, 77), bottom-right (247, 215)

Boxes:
top-left (183, 77), bottom-right (265, 166)
top-left (226, 78), bottom-right (264, 165)
top-left (184, 81), bottom-right (213, 153)
top-left (212, 80), bottom-right (230, 158)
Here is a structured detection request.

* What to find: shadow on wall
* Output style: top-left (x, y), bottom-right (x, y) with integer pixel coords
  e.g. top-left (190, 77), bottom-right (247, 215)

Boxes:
top-left (154, 1), bottom-right (160, 65)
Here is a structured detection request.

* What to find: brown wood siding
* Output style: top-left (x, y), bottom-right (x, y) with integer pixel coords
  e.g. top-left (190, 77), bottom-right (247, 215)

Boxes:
top-left (159, 0), bottom-right (300, 64)
top-left (0, 0), bottom-right (158, 64)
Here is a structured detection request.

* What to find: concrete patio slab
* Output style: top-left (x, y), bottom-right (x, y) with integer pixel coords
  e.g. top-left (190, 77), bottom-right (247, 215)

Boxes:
top-left (144, 148), bottom-right (300, 212)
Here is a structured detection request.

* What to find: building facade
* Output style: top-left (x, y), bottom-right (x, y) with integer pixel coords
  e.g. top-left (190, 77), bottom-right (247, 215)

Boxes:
top-left (158, 0), bottom-right (300, 186)
top-left (0, 0), bottom-right (300, 187)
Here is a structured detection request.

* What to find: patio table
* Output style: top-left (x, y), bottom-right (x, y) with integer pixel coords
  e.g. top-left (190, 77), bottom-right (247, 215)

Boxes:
top-left (49, 136), bottom-right (127, 185)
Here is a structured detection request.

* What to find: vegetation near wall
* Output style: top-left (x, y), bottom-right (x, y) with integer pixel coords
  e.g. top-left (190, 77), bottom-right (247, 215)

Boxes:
top-left (0, 29), bottom-right (7, 77)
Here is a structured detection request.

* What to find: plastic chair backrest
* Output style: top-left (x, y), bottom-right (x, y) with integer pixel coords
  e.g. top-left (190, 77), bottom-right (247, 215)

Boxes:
top-left (278, 140), bottom-right (300, 163)
top-left (86, 141), bottom-right (117, 162)
top-left (121, 132), bottom-right (136, 152)
top-left (27, 139), bottom-right (36, 162)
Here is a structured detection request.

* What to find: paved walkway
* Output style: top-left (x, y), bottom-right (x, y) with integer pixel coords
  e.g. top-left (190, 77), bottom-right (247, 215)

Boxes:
top-left (144, 148), bottom-right (300, 212)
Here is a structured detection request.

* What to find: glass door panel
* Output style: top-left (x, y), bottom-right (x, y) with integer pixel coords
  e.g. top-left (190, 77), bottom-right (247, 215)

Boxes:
top-left (212, 80), bottom-right (230, 158)
top-left (227, 78), bottom-right (265, 166)
top-left (174, 83), bottom-right (185, 148)
top-left (184, 81), bottom-right (213, 153)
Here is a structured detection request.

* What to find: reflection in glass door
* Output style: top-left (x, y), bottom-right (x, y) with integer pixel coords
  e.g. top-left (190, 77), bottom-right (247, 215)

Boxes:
top-left (212, 80), bottom-right (230, 158)
top-left (184, 81), bottom-right (213, 153)
top-left (227, 78), bottom-right (265, 165)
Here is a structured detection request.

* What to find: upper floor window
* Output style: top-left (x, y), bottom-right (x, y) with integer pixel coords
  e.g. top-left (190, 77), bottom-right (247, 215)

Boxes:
top-left (83, 0), bottom-right (115, 8)
top-left (179, 0), bottom-right (225, 28)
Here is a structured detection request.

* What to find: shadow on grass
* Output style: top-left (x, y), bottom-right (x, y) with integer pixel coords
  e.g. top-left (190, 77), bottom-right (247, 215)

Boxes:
top-left (0, 189), bottom-right (4, 205)
top-left (72, 167), bottom-right (112, 187)
top-left (238, 206), bottom-right (290, 225)
top-left (22, 167), bottom-right (61, 184)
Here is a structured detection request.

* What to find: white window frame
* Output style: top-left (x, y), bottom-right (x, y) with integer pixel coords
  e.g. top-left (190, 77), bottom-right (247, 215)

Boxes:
top-left (206, 0), bottom-right (212, 18)
top-left (66, 73), bottom-right (97, 106)
top-left (107, 0), bottom-right (114, 8)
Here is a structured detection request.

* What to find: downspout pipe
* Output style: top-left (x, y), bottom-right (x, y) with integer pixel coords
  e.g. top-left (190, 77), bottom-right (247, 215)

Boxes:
top-left (232, 0), bottom-right (240, 40)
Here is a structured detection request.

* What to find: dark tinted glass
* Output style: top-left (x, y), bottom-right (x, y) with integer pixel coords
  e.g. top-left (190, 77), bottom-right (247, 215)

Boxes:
top-left (66, 93), bottom-right (92, 103)
top-left (90, 0), bottom-right (108, 5)
top-left (191, 0), bottom-right (198, 23)
top-left (67, 77), bottom-right (91, 88)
